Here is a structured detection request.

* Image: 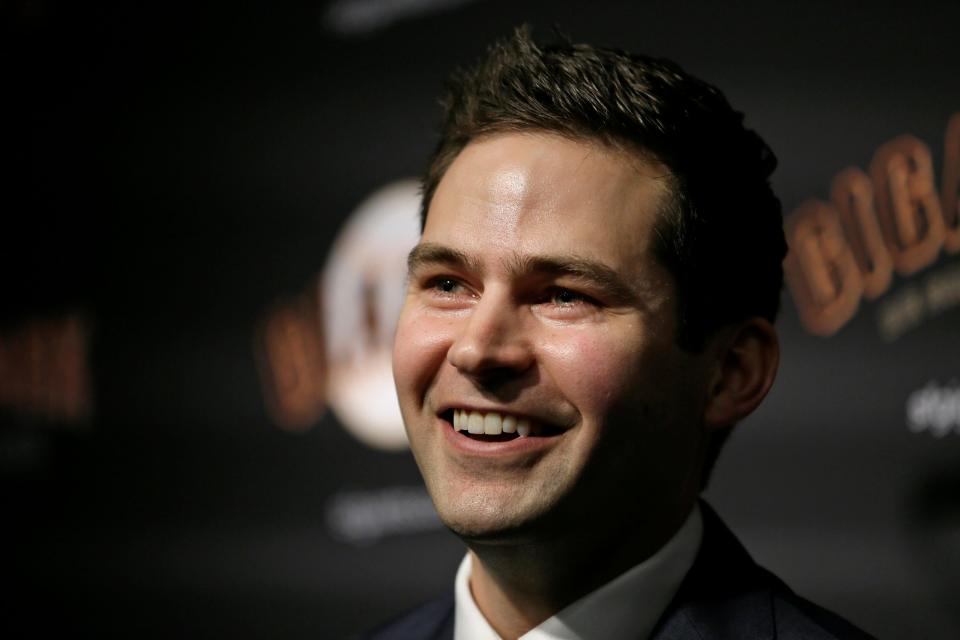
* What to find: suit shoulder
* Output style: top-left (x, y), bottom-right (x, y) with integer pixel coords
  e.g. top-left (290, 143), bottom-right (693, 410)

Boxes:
top-left (674, 504), bottom-right (876, 640)
top-left (359, 593), bottom-right (455, 640)
top-left (771, 584), bottom-right (876, 640)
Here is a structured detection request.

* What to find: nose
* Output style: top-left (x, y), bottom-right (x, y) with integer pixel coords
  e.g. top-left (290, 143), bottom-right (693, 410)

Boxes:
top-left (447, 291), bottom-right (534, 378)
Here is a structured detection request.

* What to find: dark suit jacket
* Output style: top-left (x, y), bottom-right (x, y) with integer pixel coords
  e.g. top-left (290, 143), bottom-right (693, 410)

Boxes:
top-left (363, 503), bottom-right (875, 639)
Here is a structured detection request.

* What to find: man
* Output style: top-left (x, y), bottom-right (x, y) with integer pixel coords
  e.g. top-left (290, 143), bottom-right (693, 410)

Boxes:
top-left (376, 28), bottom-right (873, 640)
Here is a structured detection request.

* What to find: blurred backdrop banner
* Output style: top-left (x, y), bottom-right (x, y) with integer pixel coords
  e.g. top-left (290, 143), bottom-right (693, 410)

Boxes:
top-left (2, 1), bottom-right (959, 638)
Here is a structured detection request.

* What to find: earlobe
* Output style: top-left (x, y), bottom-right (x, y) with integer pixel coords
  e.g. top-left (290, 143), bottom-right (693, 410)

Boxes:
top-left (703, 318), bottom-right (780, 428)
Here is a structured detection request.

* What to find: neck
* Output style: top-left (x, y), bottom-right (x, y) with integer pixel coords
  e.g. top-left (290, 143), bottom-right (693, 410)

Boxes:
top-left (464, 504), bottom-right (694, 640)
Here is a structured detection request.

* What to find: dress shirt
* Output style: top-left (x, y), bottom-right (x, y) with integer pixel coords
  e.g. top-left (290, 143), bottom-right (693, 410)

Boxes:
top-left (453, 504), bottom-right (703, 640)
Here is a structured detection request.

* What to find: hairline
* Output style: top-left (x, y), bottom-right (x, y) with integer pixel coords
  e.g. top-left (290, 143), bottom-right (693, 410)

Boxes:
top-left (421, 127), bottom-right (677, 225)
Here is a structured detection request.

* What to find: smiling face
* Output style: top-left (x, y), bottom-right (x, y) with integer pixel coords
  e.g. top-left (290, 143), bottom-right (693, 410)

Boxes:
top-left (393, 132), bottom-right (716, 545)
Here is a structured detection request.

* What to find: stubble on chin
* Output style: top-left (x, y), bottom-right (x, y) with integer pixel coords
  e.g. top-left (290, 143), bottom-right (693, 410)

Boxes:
top-left (428, 464), bottom-right (577, 545)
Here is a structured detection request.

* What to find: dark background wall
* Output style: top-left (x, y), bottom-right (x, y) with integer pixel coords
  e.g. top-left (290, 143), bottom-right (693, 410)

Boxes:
top-left (3, 1), bottom-right (959, 637)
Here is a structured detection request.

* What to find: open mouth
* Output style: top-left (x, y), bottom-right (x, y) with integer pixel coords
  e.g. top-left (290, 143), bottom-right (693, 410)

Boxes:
top-left (441, 409), bottom-right (564, 442)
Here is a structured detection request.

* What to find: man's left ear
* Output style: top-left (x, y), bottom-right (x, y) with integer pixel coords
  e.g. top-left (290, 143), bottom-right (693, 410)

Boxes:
top-left (703, 317), bottom-right (779, 428)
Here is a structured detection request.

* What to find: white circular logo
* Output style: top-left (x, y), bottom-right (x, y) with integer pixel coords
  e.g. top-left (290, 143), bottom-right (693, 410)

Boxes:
top-left (321, 179), bottom-right (422, 450)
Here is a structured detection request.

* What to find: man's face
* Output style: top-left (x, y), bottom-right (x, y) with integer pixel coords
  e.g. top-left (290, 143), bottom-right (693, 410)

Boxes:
top-left (393, 132), bottom-right (715, 543)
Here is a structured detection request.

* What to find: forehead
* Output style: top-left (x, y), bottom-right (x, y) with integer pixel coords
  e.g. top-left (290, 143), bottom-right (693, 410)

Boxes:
top-left (424, 132), bottom-right (673, 274)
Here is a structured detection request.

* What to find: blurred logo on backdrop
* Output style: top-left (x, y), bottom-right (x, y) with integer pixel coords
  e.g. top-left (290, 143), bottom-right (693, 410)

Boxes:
top-left (322, 0), bottom-right (480, 36)
top-left (0, 313), bottom-right (91, 473)
top-left (0, 313), bottom-right (91, 425)
top-left (785, 112), bottom-right (960, 340)
top-left (907, 380), bottom-right (960, 438)
top-left (255, 179), bottom-right (421, 450)
top-left (325, 485), bottom-right (441, 544)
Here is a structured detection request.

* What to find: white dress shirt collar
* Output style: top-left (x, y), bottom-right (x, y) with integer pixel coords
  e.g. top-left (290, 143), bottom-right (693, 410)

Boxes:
top-left (453, 504), bottom-right (703, 640)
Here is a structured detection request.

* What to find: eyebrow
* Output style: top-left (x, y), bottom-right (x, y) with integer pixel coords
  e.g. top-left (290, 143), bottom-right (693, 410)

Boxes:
top-left (406, 242), bottom-right (484, 276)
top-left (511, 254), bottom-right (641, 305)
top-left (406, 242), bottom-right (641, 305)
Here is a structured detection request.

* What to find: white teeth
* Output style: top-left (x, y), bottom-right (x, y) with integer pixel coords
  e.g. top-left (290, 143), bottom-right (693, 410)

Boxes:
top-left (483, 413), bottom-right (502, 435)
top-left (451, 410), bottom-right (536, 438)
top-left (468, 411), bottom-right (485, 435)
top-left (516, 419), bottom-right (531, 437)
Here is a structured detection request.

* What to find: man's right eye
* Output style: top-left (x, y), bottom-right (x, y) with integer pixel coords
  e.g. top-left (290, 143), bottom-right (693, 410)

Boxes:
top-left (420, 276), bottom-right (471, 300)
top-left (413, 273), bottom-right (477, 307)
top-left (430, 277), bottom-right (460, 293)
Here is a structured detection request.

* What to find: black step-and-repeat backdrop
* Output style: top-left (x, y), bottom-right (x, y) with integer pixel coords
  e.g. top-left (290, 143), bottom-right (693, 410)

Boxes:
top-left (3, 1), bottom-right (959, 638)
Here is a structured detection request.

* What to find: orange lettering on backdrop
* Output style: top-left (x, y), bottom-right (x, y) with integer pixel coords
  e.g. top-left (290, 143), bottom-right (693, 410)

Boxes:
top-left (0, 315), bottom-right (91, 422)
top-left (831, 167), bottom-right (893, 299)
top-left (870, 135), bottom-right (945, 275)
top-left (254, 295), bottom-right (327, 432)
top-left (784, 200), bottom-right (863, 336)
top-left (942, 113), bottom-right (960, 253)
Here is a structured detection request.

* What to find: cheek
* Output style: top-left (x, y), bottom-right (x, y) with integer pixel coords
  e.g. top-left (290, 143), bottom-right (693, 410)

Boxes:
top-left (538, 327), bottom-right (647, 413)
top-left (392, 305), bottom-right (456, 401)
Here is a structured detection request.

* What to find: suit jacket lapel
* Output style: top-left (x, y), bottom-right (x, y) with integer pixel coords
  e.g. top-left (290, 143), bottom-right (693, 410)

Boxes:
top-left (650, 502), bottom-right (776, 640)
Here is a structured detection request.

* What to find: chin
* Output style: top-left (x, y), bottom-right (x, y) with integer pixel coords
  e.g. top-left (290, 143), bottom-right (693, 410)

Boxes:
top-left (442, 515), bottom-right (539, 545)
top-left (431, 488), bottom-right (556, 544)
